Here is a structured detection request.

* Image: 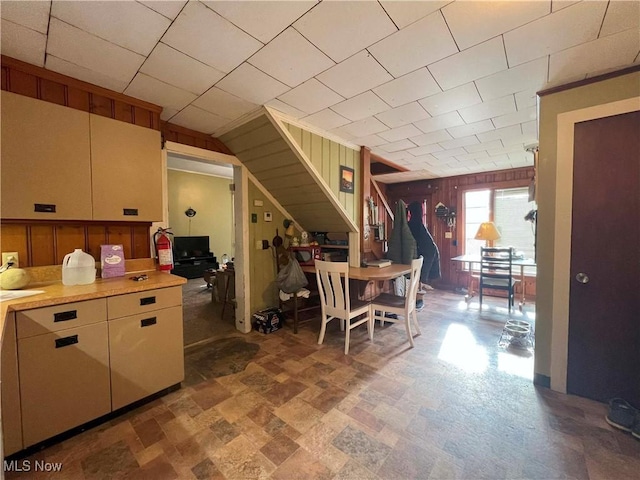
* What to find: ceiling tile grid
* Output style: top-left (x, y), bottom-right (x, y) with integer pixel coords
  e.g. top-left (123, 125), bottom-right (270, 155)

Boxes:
top-left (1, 0), bottom-right (638, 183)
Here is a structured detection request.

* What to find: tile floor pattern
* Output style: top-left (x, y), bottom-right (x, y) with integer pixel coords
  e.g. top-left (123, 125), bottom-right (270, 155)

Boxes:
top-left (6, 289), bottom-right (640, 479)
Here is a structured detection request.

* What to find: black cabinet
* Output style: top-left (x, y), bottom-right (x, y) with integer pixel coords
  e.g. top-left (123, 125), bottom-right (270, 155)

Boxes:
top-left (171, 256), bottom-right (218, 279)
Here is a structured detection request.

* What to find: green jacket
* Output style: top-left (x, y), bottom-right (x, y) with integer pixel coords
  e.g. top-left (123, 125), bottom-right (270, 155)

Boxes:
top-left (387, 201), bottom-right (417, 265)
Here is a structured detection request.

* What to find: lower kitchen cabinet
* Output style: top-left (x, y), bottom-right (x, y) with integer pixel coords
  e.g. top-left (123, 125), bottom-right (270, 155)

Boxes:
top-left (18, 322), bottom-right (111, 447)
top-left (109, 306), bottom-right (184, 410)
top-left (1, 314), bottom-right (22, 456)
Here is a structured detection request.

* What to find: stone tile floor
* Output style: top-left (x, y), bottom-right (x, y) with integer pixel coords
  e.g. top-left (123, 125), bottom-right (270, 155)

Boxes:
top-left (6, 288), bottom-right (639, 479)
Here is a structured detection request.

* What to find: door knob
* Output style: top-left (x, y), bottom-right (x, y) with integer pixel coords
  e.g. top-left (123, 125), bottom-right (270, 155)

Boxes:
top-left (575, 272), bottom-right (589, 284)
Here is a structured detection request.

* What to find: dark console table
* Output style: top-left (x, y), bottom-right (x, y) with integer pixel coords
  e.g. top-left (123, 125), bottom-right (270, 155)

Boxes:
top-left (171, 256), bottom-right (218, 279)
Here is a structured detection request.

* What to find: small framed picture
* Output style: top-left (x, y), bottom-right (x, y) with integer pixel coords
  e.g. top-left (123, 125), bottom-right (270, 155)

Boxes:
top-left (264, 211), bottom-right (272, 222)
top-left (340, 165), bottom-right (354, 193)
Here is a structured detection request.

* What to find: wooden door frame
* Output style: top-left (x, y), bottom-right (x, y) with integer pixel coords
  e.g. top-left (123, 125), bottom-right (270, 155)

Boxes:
top-left (550, 96), bottom-right (640, 393)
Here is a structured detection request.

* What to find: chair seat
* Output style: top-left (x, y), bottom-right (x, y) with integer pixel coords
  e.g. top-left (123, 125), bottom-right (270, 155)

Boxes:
top-left (371, 292), bottom-right (406, 308)
top-left (350, 297), bottom-right (371, 312)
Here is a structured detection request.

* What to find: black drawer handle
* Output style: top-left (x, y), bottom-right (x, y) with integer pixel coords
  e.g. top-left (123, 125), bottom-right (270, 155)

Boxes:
top-left (141, 317), bottom-right (157, 327)
top-left (140, 296), bottom-right (156, 306)
top-left (35, 203), bottom-right (56, 213)
top-left (54, 310), bottom-right (77, 322)
top-left (55, 335), bottom-right (78, 349)
top-left (123, 208), bottom-right (139, 216)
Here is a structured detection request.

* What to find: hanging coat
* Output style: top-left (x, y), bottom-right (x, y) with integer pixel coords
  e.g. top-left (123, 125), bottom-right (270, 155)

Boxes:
top-left (387, 200), bottom-right (417, 265)
top-left (407, 201), bottom-right (441, 283)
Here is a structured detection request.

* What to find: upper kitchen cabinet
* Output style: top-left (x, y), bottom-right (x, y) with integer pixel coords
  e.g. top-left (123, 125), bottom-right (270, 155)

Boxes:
top-left (90, 115), bottom-right (162, 222)
top-left (1, 91), bottom-right (93, 220)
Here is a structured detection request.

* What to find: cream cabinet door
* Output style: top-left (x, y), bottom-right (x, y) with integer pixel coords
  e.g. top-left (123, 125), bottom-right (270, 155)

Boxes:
top-left (1, 313), bottom-right (22, 456)
top-left (18, 322), bottom-right (111, 447)
top-left (90, 114), bottom-right (162, 221)
top-left (0, 91), bottom-right (92, 220)
top-left (109, 306), bottom-right (184, 411)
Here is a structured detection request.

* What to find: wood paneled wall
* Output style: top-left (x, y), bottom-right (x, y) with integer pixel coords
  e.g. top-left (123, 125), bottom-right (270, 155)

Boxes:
top-left (385, 167), bottom-right (535, 293)
top-left (0, 221), bottom-right (151, 267)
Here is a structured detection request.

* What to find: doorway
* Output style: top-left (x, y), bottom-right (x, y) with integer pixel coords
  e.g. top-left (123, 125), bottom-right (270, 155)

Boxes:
top-left (162, 142), bottom-right (251, 340)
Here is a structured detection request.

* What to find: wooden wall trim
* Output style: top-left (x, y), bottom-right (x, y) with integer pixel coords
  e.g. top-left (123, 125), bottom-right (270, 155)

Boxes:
top-left (161, 122), bottom-right (233, 155)
top-left (538, 64), bottom-right (640, 97)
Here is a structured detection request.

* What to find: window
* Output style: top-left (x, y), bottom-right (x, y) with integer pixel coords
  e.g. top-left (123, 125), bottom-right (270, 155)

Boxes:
top-left (463, 187), bottom-right (536, 265)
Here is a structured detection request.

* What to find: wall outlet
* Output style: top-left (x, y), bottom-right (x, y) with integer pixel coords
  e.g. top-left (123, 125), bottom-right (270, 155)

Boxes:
top-left (2, 252), bottom-right (19, 267)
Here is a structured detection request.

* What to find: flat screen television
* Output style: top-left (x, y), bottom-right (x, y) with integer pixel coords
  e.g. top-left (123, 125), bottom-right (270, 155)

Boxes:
top-left (173, 236), bottom-right (211, 259)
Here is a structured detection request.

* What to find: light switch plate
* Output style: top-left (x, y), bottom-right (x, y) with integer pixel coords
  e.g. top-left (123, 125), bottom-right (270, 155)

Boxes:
top-left (253, 199), bottom-right (263, 207)
top-left (445, 232), bottom-right (452, 239)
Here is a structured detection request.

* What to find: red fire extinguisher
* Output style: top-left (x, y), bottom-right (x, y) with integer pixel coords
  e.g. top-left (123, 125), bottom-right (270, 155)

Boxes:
top-left (153, 227), bottom-right (174, 272)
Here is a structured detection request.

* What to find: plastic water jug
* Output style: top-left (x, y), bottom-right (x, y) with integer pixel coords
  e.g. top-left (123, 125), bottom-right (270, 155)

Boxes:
top-left (62, 249), bottom-right (96, 285)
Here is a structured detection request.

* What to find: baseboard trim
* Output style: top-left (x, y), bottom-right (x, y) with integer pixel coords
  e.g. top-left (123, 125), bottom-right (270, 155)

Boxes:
top-left (534, 373), bottom-right (551, 388)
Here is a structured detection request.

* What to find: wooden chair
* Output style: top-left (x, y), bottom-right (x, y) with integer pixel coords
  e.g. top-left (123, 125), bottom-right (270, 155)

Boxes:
top-left (315, 260), bottom-right (372, 354)
top-left (479, 247), bottom-right (519, 312)
top-left (370, 257), bottom-right (424, 348)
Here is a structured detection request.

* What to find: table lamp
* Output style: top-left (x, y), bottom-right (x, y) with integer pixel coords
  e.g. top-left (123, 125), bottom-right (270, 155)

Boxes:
top-left (474, 221), bottom-right (501, 246)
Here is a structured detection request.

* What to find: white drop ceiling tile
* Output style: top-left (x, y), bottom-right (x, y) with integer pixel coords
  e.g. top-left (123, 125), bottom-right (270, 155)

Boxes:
top-left (442, 1), bottom-right (550, 51)
top-left (433, 148), bottom-right (467, 160)
top-left (552, 1), bottom-right (580, 12)
top-left (170, 105), bottom-right (230, 135)
top-left (601, 0), bottom-right (640, 37)
top-left (464, 139), bottom-right (503, 153)
top-left (380, 1), bottom-right (450, 29)
top-left (368, 11), bottom-right (458, 78)
top-left (379, 139), bottom-right (417, 153)
top-left (549, 28), bottom-right (640, 84)
top-left (162, 1), bottom-right (262, 73)
top-left (376, 150), bottom-right (414, 162)
top-left (217, 63), bottom-right (290, 106)
top-left (1, 19), bottom-right (46, 67)
top-left (293, 1), bottom-right (396, 63)
top-left (48, 18), bottom-right (144, 83)
top-left (1, 0), bottom-right (50, 33)
top-left (316, 51), bottom-right (393, 98)
top-left (373, 67), bottom-right (441, 108)
top-left (429, 37), bottom-right (508, 91)
top-left (475, 57), bottom-right (548, 101)
top-left (205, 0), bottom-right (316, 44)
top-left (302, 109), bottom-right (351, 131)
top-left (414, 111), bottom-right (465, 134)
top-left (375, 102), bottom-right (430, 128)
top-left (439, 135), bottom-right (480, 150)
top-left (139, 1), bottom-right (187, 20)
top-left (45, 54), bottom-right (129, 92)
top-left (477, 124), bottom-right (522, 143)
top-left (410, 129), bottom-right (453, 146)
top-left (504, 1), bottom-right (607, 67)
top-left (492, 106), bottom-right (537, 129)
top-left (508, 151), bottom-right (530, 162)
top-left (351, 134), bottom-right (387, 148)
top-left (447, 119), bottom-right (495, 139)
top-left (378, 124), bottom-right (423, 143)
top-left (456, 151), bottom-right (489, 162)
top-left (277, 78), bottom-right (344, 114)
top-left (337, 116), bottom-right (389, 138)
top-left (193, 87), bottom-right (258, 119)
top-left (125, 73), bottom-right (197, 111)
top-left (51, 1), bottom-right (170, 55)
top-left (248, 27), bottom-right (334, 88)
top-left (458, 95), bottom-right (516, 124)
top-left (330, 91), bottom-right (390, 122)
top-left (160, 107), bottom-right (179, 122)
top-left (418, 83), bottom-right (482, 116)
top-left (265, 99), bottom-right (307, 119)
top-left (487, 144), bottom-right (527, 157)
top-left (408, 144), bottom-right (443, 156)
top-left (141, 43), bottom-right (224, 95)
top-left (521, 120), bottom-right (538, 139)
top-left (515, 90), bottom-right (539, 110)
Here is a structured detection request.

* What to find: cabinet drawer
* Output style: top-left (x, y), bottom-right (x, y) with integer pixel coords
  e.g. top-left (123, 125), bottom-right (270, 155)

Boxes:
top-left (17, 299), bottom-right (107, 339)
top-left (18, 322), bottom-right (111, 447)
top-left (109, 306), bottom-right (184, 410)
top-left (107, 286), bottom-right (182, 319)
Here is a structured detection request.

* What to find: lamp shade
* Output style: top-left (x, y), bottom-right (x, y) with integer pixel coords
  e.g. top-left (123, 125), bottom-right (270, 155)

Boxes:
top-left (285, 224), bottom-right (296, 237)
top-left (474, 222), bottom-right (501, 241)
